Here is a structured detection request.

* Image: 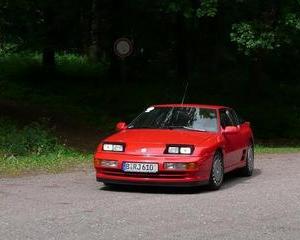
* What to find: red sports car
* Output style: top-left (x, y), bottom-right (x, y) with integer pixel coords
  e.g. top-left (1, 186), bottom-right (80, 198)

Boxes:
top-left (94, 104), bottom-right (254, 190)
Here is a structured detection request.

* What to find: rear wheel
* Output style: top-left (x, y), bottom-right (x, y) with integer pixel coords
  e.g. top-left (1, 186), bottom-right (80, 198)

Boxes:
top-left (239, 144), bottom-right (254, 177)
top-left (208, 151), bottom-right (224, 190)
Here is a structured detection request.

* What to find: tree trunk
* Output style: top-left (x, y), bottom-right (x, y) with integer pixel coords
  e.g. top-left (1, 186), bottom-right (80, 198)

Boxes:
top-left (0, 32), bottom-right (3, 50)
top-left (88, 0), bottom-right (112, 62)
top-left (79, 5), bottom-right (91, 56)
top-left (42, 47), bottom-right (55, 67)
top-left (88, 0), bottom-right (99, 62)
top-left (109, 0), bottom-right (124, 82)
top-left (42, 7), bottom-right (56, 68)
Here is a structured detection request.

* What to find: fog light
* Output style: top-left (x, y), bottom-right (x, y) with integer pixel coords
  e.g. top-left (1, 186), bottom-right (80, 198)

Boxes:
top-left (164, 162), bottom-right (197, 170)
top-left (164, 163), bottom-right (187, 170)
top-left (100, 160), bottom-right (118, 168)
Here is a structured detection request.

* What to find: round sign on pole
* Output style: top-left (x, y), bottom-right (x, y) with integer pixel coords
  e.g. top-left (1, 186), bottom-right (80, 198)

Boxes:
top-left (114, 38), bottom-right (133, 59)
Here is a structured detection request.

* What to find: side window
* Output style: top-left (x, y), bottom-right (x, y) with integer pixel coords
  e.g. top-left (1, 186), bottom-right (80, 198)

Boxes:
top-left (219, 109), bottom-right (234, 128)
top-left (229, 109), bottom-right (245, 125)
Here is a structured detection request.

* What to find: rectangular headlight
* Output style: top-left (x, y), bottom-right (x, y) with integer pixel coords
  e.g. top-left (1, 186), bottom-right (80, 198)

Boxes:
top-left (102, 143), bottom-right (125, 152)
top-left (168, 146), bottom-right (180, 154)
top-left (180, 147), bottom-right (192, 155)
top-left (165, 145), bottom-right (194, 155)
top-left (103, 144), bottom-right (113, 151)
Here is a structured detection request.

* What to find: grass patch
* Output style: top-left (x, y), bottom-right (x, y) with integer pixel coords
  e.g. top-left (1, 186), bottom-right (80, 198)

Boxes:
top-left (0, 149), bottom-right (91, 177)
top-left (255, 145), bottom-right (300, 154)
top-left (0, 118), bottom-right (91, 177)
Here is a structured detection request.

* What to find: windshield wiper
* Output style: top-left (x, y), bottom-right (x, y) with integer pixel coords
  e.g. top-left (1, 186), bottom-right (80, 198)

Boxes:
top-left (164, 126), bottom-right (207, 132)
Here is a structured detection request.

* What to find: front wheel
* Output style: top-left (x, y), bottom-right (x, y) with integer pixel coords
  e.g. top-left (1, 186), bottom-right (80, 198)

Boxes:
top-left (239, 144), bottom-right (254, 177)
top-left (208, 151), bottom-right (224, 190)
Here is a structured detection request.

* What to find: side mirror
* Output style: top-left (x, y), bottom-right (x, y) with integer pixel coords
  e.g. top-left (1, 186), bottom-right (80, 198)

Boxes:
top-left (223, 126), bottom-right (238, 134)
top-left (116, 122), bottom-right (127, 131)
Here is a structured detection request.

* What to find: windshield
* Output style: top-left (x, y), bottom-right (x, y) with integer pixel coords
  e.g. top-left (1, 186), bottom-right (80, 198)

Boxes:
top-left (128, 107), bottom-right (218, 132)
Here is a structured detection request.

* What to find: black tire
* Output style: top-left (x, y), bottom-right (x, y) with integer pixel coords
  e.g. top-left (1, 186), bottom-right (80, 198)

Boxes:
top-left (208, 151), bottom-right (224, 190)
top-left (239, 144), bottom-right (254, 177)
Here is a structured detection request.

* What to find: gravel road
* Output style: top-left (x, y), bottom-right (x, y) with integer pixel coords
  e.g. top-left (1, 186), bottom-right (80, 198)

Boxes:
top-left (1, 153), bottom-right (300, 240)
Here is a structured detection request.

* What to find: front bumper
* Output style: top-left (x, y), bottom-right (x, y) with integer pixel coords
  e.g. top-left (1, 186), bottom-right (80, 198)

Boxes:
top-left (94, 152), bottom-right (212, 187)
top-left (97, 178), bottom-right (208, 187)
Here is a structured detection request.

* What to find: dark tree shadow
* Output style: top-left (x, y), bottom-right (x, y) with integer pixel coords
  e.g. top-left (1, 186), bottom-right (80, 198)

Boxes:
top-left (99, 168), bottom-right (262, 194)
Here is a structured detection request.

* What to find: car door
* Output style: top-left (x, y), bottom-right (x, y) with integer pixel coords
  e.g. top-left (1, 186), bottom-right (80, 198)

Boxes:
top-left (219, 109), bottom-right (242, 168)
top-left (227, 109), bottom-right (247, 164)
top-left (231, 109), bottom-right (252, 151)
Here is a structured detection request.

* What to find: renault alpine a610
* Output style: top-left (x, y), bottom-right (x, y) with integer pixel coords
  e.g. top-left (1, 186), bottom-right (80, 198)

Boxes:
top-left (94, 104), bottom-right (254, 190)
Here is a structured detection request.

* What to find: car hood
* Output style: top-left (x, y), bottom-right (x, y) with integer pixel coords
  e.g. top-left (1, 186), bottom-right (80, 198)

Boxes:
top-left (102, 129), bottom-right (219, 155)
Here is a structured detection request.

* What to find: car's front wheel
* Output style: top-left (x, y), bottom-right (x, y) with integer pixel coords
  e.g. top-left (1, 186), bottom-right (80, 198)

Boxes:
top-left (208, 151), bottom-right (224, 190)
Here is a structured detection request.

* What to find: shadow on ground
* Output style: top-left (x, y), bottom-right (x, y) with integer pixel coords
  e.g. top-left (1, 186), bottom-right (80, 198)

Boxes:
top-left (99, 168), bottom-right (262, 194)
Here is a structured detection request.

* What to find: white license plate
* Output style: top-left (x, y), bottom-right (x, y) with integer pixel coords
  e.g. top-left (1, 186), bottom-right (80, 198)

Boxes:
top-left (122, 162), bottom-right (158, 173)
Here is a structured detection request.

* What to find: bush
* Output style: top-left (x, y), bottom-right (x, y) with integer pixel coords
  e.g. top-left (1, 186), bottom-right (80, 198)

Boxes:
top-left (0, 118), bottom-right (91, 176)
top-left (0, 119), bottom-right (58, 157)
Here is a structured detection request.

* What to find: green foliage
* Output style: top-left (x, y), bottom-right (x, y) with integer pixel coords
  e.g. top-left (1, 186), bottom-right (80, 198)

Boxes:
top-left (255, 145), bottom-right (300, 154)
top-left (196, 0), bottom-right (218, 18)
top-left (0, 119), bottom-right (57, 157)
top-left (284, 13), bottom-right (300, 30)
top-left (0, 52), bottom-right (107, 86)
top-left (230, 22), bottom-right (279, 55)
top-left (0, 43), bottom-right (19, 55)
top-left (0, 148), bottom-right (90, 176)
top-left (164, 0), bottom-right (218, 18)
top-left (229, 1), bottom-right (300, 56)
top-left (0, 118), bottom-right (90, 176)
top-left (56, 53), bottom-right (108, 76)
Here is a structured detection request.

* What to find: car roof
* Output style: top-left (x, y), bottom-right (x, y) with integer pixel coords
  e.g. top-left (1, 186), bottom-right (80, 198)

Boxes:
top-left (152, 103), bottom-right (227, 110)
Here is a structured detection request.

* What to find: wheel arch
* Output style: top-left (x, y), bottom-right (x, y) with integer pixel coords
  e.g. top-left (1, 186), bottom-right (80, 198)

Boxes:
top-left (215, 147), bottom-right (224, 160)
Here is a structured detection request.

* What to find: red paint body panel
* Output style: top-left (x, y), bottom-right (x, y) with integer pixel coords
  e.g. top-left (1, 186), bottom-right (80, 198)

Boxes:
top-left (94, 104), bottom-right (254, 187)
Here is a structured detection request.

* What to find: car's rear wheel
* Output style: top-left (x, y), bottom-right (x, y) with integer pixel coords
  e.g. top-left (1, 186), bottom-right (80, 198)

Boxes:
top-left (208, 151), bottom-right (224, 190)
top-left (239, 144), bottom-right (254, 177)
